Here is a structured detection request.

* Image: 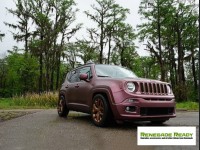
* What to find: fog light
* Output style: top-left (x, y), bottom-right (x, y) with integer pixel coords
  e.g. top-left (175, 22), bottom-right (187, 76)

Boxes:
top-left (125, 106), bottom-right (136, 112)
top-left (126, 107), bottom-right (130, 111)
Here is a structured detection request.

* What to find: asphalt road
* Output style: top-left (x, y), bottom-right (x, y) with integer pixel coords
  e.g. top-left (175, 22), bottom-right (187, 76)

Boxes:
top-left (0, 109), bottom-right (199, 150)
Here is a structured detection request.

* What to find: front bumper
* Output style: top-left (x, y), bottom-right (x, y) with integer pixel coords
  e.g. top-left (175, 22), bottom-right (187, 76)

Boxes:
top-left (111, 98), bottom-right (176, 121)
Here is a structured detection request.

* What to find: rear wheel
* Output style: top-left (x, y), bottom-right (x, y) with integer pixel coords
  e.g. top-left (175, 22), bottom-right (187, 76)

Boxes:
top-left (92, 94), bottom-right (112, 127)
top-left (57, 95), bottom-right (69, 117)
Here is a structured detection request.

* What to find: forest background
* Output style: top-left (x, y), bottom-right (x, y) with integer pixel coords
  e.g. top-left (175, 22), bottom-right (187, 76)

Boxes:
top-left (0, 0), bottom-right (199, 103)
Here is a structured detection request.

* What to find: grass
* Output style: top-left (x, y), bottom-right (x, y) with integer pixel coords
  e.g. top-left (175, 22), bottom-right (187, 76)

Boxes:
top-left (176, 101), bottom-right (199, 111)
top-left (0, 93), bottom-right (199, 111)
top-left (0, 92), bottom-right (58, 109)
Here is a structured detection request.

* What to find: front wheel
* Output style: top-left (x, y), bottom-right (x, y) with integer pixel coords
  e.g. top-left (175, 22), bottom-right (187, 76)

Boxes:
top-left (57, 95), bottom-right (69, 117)
top-left (92, 94), bottom-right (112, 127)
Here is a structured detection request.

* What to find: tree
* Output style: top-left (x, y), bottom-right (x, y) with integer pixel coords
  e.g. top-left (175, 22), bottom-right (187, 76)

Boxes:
top-left (138, 0), bottom-right (172, 81)
top-left (74, 39), bottom-right (99, 64)
top-left (112, 23), bottom-right (138, 69)
top-left (0, 58), bottom-right (7, 97)
top-left (30, 0), bottom-right (81, 91)
top-left (5, 0), bottom-right (31, 53)
top-left (137, 0), bottom-right (199, 101)
top-left (132, 56), bottom-right (160, 79)
top-left (5, 0), bottom-right (81, 92)
top-left (85, 0), bottom-right (129, 64)
top-left (0, 48), bottom-right (39, 97)
top-left (105, 3), bottom-right (129, 64)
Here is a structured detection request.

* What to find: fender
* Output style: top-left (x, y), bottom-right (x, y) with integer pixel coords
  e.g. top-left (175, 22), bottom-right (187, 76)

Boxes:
top-left (89, 86), bottom-right (119, 117)
top-left (59, 90), bottom-right (67, 102)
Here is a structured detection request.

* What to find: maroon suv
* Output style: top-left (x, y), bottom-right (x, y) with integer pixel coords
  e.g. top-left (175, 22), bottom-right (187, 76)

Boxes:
top-left (58, 63), bottom-right (176, 127)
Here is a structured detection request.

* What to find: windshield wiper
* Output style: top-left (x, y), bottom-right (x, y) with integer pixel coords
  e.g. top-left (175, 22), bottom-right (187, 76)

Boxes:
top-left (97, 75), bottom-right (111, 77)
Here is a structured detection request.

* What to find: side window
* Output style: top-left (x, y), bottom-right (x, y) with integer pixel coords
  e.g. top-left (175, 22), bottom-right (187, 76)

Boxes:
top-left (79, 67), bottom-right (92, 79)
top-left (68, 67), bottom-right (92, 83)
top-left (65, 71), bottom-right (71, 82)
top-left (69, 70), bottom-right (79, 83)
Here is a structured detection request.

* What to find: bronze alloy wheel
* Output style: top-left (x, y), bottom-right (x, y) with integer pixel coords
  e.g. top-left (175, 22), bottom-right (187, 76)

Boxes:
top-left (92, 98), bottom-right (104, 123)
top-left (58, 99), bottom-right (64, 113)
top-left (57, 95), bottom-right (69, 117)
top-left (92, 94), bottom-right (112, 127)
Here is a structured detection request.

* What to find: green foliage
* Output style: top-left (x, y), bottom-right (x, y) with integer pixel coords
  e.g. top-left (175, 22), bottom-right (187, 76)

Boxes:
top-left (137, 0), bottom-right (199, 101)
top-left (0, 0), bottom-right (198, 104)
top-left (12, 92), bottom-right (57, 108)
top-left (4, 0), bottom-right (81, 92)
top-left (0, 49), bottom-right (72, 97)
top-left (132, 56), bottom-right (160, 79)
top-left (0, 92), bottom-right (58, 109)
top-left (112, 23), bottom-right (138, 68)
top-left (73, 40), bottom-right (99, 64)
top-left (0, 50), bottom-right (39, 97)
top-left (0, 95), bottom-right (198, 110)
top-left (85, 0), bottom-right (132, 64)
top-left (0, 99), bottom-right (13, 109)
top-left (176, 101), bottom-right (199, 111)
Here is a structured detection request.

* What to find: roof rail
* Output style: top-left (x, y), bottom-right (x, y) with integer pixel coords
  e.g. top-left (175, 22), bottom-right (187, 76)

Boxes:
top-left (86, 60), bottom-right (94, 64)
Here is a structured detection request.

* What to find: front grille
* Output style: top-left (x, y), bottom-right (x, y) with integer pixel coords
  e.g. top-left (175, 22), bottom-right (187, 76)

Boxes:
top-left (140, 107), bottom-right (174, 116)
top-left (139, 82), bottom-right (168, 95)
top-left (144, 98), bottom-right (172, 101)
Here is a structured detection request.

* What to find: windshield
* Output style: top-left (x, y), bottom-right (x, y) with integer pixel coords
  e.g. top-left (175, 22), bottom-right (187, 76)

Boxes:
top-left (95, 65), bottom-right (138, 78)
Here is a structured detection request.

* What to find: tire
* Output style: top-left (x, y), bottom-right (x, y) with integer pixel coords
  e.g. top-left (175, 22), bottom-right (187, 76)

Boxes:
top-left (57, 95), bottom-right (69, 117)
top-left (91, 94), bottom-right (112, 127)
top-left (151, 120), bottom-right (167, 124)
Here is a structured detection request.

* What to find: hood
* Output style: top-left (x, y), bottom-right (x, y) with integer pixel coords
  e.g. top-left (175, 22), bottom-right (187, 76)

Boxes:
top-left (123, 77), bottom-right (168, 84)
top-left (97, 77), bottom-right (168, 84)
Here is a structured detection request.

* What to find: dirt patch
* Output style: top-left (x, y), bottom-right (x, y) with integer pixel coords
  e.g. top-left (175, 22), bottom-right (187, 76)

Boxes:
top-left (0, 110), bottom-right (36, 122)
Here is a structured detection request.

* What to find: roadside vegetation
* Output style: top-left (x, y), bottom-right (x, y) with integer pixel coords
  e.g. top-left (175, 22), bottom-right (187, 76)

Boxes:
top-left (176, 101), bottom-right (199, 111)
top-left (0, 93), bottom-right (199, 111)
top-left (0, 93), bottom-right (58, 109)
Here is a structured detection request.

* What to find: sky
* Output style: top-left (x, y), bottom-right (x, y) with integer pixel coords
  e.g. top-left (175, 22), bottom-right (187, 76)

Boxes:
top-left (0, 0), bottom-right (199, 58)
top-left (0, 0), bottom-right (149, 58)
top-left (4, 0), bottom-right (193, 57)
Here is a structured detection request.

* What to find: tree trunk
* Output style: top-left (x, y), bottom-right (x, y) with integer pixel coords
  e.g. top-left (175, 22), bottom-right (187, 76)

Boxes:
top-left (107, 33), bottom-right (111, 64)
top-left (39, 52), bottom-right (43, 94)
top-left (50, 68), bottom-right (54, 91)
top-left (192, 55), bottom-right (197, 93)
top-left (176, 14), bottom-right (186, 101)
top-left (169, 47), bottom-right (176, 90)
top-left (50, 54), bottom-right (55, 91)
top-left (39, 35), bottom-right (43, 94)
top-left (157, 1), bottom-right (165, 81)
top-left (56, 51), bottom-right (61, 90)
top-left (120, 43), bottom-right (125, 66)
top-left (99, 16), bottom-right (104, 64)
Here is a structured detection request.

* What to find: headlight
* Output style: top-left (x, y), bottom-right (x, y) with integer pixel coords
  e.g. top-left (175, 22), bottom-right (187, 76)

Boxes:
top-left (167, 85), bottom-right (171, 94)
top-left (127, 82), bottom-right (136, 92)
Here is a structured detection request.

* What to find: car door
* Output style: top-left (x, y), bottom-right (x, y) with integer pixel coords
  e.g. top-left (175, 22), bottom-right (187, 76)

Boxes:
top-left (75, 66), bottom-right (93, 107)
top-left (62, 71), bottom-right (73, 103)
top-left (66, 69), bottom-right (80, 104)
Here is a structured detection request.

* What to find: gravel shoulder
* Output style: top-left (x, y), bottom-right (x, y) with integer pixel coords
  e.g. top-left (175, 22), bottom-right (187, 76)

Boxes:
top-left (0, 109), bottom-right (42, 122)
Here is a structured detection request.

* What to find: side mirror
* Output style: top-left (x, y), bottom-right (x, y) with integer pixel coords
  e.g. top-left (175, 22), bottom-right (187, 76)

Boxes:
top-left (79, 73), bottom-right (88, 81)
